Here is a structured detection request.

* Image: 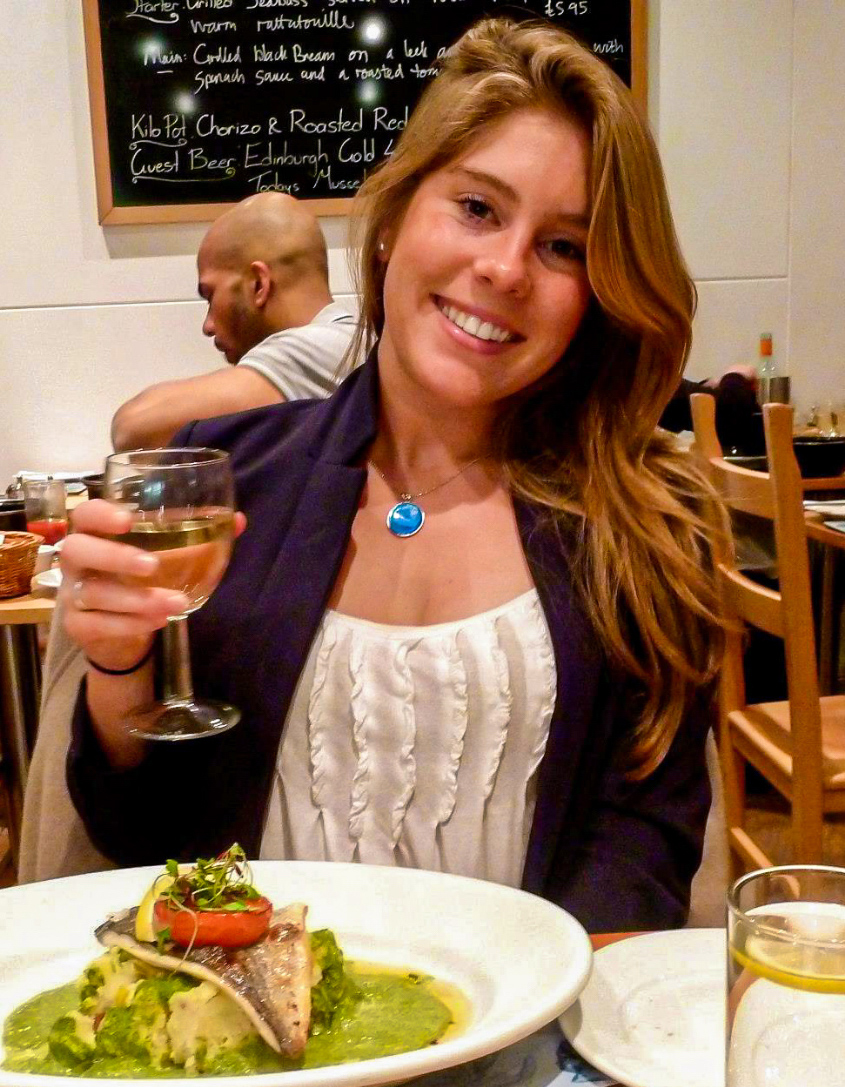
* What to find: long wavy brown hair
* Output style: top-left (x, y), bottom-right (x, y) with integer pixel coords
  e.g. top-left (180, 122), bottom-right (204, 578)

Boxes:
top-left (348, 17), bottom-right (724, 777)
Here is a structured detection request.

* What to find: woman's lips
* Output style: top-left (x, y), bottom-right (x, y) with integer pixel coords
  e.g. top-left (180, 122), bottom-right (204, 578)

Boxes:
top-left (435, 297), bottom-right (520, 345)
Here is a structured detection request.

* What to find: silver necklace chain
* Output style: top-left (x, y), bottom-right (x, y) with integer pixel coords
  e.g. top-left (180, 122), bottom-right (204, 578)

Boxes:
top-left (370, 457), bottom-right (483, 501)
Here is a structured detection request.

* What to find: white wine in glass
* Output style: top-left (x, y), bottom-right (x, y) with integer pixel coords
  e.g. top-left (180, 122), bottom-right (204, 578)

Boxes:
top-left (119, 511), bottom-right (235, 613)
top-left (104, 448), bottom-right (240, 740)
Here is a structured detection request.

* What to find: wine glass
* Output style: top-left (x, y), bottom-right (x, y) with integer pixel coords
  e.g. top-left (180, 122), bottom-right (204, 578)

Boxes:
top-left (103, 448), bottom-right (240, 741)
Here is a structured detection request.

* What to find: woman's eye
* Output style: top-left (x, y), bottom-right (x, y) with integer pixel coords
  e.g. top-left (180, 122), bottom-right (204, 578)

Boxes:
top-left (458, 195), bottom-right (494, 222)
top-left (544, 238), bottom-right (586, 264)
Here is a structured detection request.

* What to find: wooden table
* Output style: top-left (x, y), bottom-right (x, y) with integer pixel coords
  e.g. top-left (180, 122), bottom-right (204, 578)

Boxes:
top-left (590, 932), bottom-right (635, 951)
top-left (0, 591), bottom-right (55, 865)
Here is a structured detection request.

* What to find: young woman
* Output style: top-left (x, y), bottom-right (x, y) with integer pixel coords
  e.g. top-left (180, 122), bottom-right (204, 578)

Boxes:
top-left (54, 18), bottom-right (723, 931)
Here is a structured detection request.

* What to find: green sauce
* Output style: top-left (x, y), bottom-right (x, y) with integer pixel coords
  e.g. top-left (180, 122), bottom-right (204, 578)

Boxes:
top-left (4, 983), bottom-right (78, 1053)
top-left (303, 971), bottom-right (453, 1067)
top-left (2, 969), bottom-right (454, 1079)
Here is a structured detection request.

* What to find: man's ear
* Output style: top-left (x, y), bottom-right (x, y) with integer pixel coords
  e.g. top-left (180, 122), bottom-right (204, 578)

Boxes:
top-left (249, 261), bottom-right (273, 309)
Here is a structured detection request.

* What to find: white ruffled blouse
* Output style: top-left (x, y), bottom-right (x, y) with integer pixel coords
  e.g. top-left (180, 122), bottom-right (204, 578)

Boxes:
top-left (260, 589), bottom-right (557, 887)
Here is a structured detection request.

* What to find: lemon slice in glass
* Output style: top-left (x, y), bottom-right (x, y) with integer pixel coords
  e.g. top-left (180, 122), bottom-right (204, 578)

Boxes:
top-left (734, 933), bottom-right (845, 994)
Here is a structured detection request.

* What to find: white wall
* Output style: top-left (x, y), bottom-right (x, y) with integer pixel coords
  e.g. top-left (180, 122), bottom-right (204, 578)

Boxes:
top-left (789, 2), bottom-right (845, 415)
top-left (654, 1), bottom-right (791, 383)
top-left (1, 1), bottom-right (841, 485)
top-left (0, 2), bottom-right (356, 485)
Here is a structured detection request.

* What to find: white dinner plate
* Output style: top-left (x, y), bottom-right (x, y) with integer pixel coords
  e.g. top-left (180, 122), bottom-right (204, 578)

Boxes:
top-left (559, 929), bottom-right (725, 1087)
top-left (30, 568), bottom-right (62, 593)
top-left (0, 861), bottom-right (592, 1087)
top-left (804, 500), bottom-right (845, 516)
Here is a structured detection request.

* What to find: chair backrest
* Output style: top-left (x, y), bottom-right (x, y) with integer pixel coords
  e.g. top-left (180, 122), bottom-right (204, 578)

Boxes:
top-left (690, 394), bottom-right (823, 769)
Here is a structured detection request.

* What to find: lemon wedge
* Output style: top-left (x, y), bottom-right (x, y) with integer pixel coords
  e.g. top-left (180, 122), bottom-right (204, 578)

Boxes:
top-left (134, 866), bottom-right (192, 943)
top-left (733, 934), bottom-right (845, 994)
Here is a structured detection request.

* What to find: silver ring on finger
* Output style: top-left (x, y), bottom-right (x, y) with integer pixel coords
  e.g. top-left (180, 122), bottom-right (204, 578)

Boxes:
top-left (72, 578), bottom-right (92, 612)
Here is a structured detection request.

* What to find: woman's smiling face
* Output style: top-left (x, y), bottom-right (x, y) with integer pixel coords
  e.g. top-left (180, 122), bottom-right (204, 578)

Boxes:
top-left (377, 108), bottom-right (593, 414)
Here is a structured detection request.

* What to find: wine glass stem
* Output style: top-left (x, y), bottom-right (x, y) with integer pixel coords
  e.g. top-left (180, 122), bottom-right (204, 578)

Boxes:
top-left (161, 616), bottom-right (195, 703)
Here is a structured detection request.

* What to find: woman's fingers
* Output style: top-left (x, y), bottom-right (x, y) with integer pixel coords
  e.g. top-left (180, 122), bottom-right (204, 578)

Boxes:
top-left (69, 497), bottom-right (132, 535)
top-left (66, 577), bottom-right (184, 620)
top-left (63, 501), bottom-right (153, 581)
top-left (61, 576), bottom-right (185, 639)
top-left (61, 576), bottom-right (187, 663)
top-left (61, 531), bottom-right (158, 581)
top-left (63, 606), bottom-right (166, 644)
top-left (60, 503), bottom-right (190, 647)
top-left (60, 534), bottom-right (160, 586)
top-left (59, 498), bottom-right (234, 653)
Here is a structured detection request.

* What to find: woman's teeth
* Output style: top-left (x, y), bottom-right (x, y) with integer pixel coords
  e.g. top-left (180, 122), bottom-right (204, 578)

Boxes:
top-left (441, 303), bottom-right (513, 343)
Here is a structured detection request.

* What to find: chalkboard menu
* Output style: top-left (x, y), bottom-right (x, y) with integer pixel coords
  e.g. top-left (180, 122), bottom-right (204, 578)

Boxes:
top-left (82, 0), bottom-right (645, 223)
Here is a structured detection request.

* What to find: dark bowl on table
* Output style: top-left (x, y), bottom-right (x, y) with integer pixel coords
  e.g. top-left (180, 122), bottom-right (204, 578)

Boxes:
top-left (0, 498), bottom-right (27, 532)
top-left (81, 473), bottom-right (106, 500)
top-left (724, 454), bottom-right (770, 473)
top-left (791, 436), bottom-right (845, 479)
top-left (725, 438), bottom-right (845, 479)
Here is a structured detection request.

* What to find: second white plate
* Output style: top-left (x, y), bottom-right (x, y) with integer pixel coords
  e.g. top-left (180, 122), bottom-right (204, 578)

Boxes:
top-left (31, 567), bottom-right (62, 593)
top-left (559, 928), bottom-right (725, 1087)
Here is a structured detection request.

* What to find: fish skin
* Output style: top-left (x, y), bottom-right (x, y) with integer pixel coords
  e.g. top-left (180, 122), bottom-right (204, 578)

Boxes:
top-left (238, 904), bottom-right (312, 1058)
top-left (94, 902), bottom-right (313, 1058)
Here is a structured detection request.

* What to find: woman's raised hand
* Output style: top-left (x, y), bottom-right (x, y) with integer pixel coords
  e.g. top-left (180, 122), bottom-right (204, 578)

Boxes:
top-left (59, 499), bottom-right (188, 671)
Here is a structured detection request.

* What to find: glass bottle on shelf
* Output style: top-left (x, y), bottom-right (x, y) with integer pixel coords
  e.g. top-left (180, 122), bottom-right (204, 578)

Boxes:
top-left (758, 332), bottom-right (775, 403)
top-left (758, 332), bottom-right (790, 404)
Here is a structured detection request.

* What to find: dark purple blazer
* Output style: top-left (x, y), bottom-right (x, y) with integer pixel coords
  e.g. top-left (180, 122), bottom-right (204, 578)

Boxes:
top-left (68, 359), bottom-right (713, 933)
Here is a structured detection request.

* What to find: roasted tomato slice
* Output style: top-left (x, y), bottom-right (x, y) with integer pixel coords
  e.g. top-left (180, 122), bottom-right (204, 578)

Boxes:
top-left (154, 896), bottom-right (273, 948)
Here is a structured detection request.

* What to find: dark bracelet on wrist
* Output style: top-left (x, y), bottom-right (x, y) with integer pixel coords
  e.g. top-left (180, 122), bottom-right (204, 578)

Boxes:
top-left (86, 643), bottom-right (155, 676)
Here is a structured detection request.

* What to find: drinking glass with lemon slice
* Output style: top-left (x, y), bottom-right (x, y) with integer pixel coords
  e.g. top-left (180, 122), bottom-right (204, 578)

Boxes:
top-left (727, 865), bottom-right (845, 1086)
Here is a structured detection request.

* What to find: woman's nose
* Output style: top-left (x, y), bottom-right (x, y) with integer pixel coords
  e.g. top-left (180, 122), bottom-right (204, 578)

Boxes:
top-left (202, 311), bottom-right (215, 337)
top-left (474, 234), bottom-right (530, 296)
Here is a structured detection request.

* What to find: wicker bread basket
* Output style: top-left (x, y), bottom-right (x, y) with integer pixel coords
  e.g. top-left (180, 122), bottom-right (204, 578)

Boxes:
top-left (0, 531), bottom-right (43, 598)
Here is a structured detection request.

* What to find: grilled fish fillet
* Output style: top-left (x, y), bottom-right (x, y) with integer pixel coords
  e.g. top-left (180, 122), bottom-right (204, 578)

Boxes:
top-left (95, 902), bottom-right (313, 1057)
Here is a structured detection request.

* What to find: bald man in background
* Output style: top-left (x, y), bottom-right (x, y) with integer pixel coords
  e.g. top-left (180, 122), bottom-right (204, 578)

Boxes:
top-left (111, 193), bottom-right (357, 451)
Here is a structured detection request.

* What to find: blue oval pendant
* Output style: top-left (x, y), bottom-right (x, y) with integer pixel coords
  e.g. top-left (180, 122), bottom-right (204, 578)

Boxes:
top-left (386, 501), bottom-right (424, 538)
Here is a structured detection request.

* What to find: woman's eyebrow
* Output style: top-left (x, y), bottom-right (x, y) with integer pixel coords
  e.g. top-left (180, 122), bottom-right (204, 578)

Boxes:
top-left (450, 166), bottom-right (589, 230)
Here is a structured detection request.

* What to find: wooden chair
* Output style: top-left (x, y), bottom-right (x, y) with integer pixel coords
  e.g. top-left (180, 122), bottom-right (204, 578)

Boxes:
top-left (691, 393), bottom-right (845, 875)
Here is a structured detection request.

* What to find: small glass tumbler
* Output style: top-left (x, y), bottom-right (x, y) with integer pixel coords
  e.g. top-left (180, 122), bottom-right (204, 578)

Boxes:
top-left (817, 400), bottom-right (842, 438)
top-left (23, 479), bottom-right (68, 545)
top-left (727, 865), bottom-right (845, 1086)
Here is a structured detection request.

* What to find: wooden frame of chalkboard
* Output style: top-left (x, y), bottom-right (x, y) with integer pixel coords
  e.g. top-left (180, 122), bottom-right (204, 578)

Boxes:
top-left (82, 0), bottom-right (647, 225)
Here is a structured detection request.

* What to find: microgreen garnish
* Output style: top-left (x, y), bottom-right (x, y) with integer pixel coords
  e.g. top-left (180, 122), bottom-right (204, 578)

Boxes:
top-left (160, 844), bottom-right (261, 913)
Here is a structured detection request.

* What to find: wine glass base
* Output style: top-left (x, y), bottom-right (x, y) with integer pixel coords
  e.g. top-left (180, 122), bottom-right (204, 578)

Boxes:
top-left (128, 699), bottom-right (241, 742)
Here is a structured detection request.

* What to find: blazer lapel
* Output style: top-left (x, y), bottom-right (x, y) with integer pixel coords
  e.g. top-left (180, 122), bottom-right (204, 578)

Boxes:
top-left (250, 352), bottom-right (381, 631)
top-left (222, 361), bottom-right (380, 791)
top-left (253, 456), bottom-right (366, 646)
top-left (516, 502), bottom-right (605, 896)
